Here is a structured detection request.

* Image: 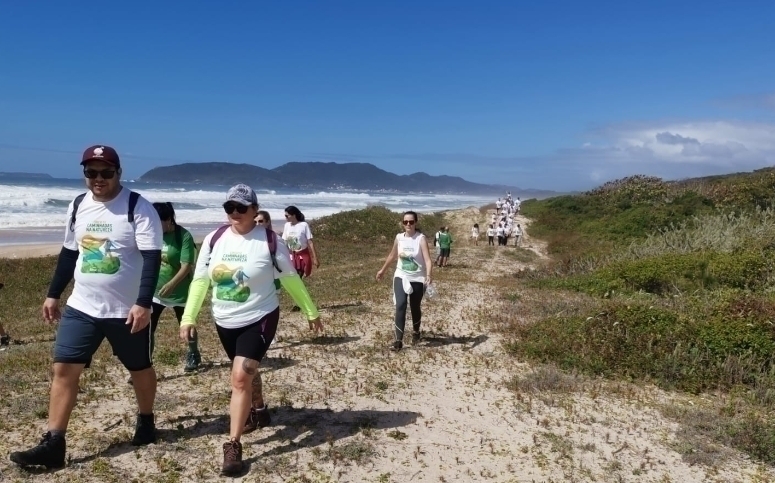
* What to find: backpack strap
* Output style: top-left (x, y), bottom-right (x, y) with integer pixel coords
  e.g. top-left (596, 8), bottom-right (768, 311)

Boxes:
top-left (265, 228), bottom-right (282, 273)
top-left (127, 191), bottom-right (140, 223)
top-left (69, 193), bottom-right (87, 232)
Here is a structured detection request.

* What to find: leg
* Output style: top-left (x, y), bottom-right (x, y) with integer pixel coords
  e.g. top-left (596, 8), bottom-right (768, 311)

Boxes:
top-left (49, 306), bottom-right (103, 432)
top-left (219, 311), bottom-right (277, 476)
top-left (10, 306), bottom-right (102, 468)
top-left (149, 303), bottom-right (165, 357)
top-left (230, 357), bottom-right (256, 441)
top-left (173, 306), bottom-right (201, 371)
top-left (393, 277), bottom-right (409, 348)
top-left (49, 363), bottom-right (86, 430)
top-left (408, 282), bottom-right (425, 343)
top-left (107, 317), bottom-right (157, 445)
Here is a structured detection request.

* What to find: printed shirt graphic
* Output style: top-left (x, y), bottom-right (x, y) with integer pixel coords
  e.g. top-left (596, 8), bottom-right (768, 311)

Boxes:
top-left (394, 232), bottom-right (427, 283)
top-left (282, 221), bottom-right (313, 251)
top-left (194, 226), bottom-right (297, 329)
top-left (64, 188), bottom-right (163, 318)
top-left (154, 227), bottom-right (196, 306)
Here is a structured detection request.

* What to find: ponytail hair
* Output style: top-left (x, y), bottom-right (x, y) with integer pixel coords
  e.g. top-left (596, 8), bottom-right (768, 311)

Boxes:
top-left (285, 205), bottom-right (305, 222)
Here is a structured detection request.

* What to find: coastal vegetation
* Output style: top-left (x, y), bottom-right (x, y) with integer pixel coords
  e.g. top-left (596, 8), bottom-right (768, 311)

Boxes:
top-left (506, 169), bottom-right (775, 465)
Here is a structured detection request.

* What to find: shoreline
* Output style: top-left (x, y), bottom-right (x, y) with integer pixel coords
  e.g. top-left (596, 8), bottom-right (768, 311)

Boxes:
top-left (0, 206), bottom-right (487, 259)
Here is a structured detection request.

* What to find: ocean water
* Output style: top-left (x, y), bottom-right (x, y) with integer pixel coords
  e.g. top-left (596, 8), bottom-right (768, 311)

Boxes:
top-left (0, 176), bottom-right (493, 245)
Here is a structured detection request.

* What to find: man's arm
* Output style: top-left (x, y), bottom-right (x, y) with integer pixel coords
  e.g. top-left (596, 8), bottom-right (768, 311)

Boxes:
top-left (134, 199), bottom-right (164, 308)
top-left (46, 247), bottom-right (79, 298)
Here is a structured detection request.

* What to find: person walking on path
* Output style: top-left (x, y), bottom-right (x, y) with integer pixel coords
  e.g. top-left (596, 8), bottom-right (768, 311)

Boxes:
top-left (514, 224), bottom-right (524, 247)
top-left (376, 211), bottom-right (433, 351)
top-left (471, 223), bottom-right (480, 246)
top-left (180, 184), bottom-right (323, 476)
top-left (486, 224), bottom-right (495, 246)
top-left (437, 226), bottom-right (453, 267)
top-left (10, 145), bottom-right (163, 469)
top-left (150, 202), bottom-right (200, 372)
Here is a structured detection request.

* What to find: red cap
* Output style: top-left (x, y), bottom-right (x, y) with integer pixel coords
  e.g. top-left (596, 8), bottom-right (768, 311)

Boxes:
top-left (81, 145), bottom-right (120, 168)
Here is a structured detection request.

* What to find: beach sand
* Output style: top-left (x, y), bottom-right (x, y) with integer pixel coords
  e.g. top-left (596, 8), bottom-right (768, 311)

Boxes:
top-left (0, 207), bottom-right (770, 482)
top-left (0, 243), bottom-right (62, 259)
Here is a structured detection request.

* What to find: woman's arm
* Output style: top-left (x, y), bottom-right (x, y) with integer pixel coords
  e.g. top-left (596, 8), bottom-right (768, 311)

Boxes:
top-left (420, 237), bottom-right (433, 285)
top-left (376, 239), bottom-right (398, 280)
top-left (308, 239), bottom-right (320, 268)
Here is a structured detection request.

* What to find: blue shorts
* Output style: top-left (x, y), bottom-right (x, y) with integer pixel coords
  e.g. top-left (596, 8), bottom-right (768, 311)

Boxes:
top-left (53, 305), bottom-right (153, 371)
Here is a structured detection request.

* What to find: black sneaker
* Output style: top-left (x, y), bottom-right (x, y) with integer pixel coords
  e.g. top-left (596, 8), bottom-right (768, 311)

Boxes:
top-left (390, 341), bottom-right (403, 352)
top-left (131, 413), bottom-right (156, 446)
top-left (0, 334), bottom-right (10, 346)
top-left (222, 440), bottom-right (244, 476)
top-left (411, 331), bottom-right (421, 346)
top-left (184, 350), bottom-right (201, 372)
top-left (9, 432), bottom-right (66, 469)
top-left (243, 405), bottom-right (271, 433)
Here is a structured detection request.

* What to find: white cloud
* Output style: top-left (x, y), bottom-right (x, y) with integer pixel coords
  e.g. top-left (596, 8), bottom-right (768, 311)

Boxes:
top-left (600, 120), bottom-right (775, 166)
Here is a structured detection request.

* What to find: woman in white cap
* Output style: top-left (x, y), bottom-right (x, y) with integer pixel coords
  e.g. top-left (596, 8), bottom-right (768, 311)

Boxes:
top-left (180, 184), bottom-right (323, 476)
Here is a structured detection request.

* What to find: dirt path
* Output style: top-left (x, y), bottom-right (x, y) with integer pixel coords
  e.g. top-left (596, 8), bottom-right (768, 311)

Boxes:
top-left (2, 208), bottom-right (773, 482)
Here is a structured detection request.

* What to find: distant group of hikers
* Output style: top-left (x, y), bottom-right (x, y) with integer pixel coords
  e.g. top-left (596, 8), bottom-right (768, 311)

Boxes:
top-left (5, 144), bottom-right (440, 476)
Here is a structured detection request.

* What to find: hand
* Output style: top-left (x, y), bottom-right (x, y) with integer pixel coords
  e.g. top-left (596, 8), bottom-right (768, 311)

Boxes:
top-left (376, 269), bottom-right (385, 281)
top-left (424, 276), bottom-right (432, 286)
top-left (42, 298), bottom-right (61, 324)
top-left (179, 324), bottom-right (197, 343)
top-left (308, 317), bottom-right (324, 334)
top-left (313, 258), bottom-right (320, 269)
top-left (125, 304), bottom-right (152, 334)
top-left (158, 282), bottom-right (174, 298)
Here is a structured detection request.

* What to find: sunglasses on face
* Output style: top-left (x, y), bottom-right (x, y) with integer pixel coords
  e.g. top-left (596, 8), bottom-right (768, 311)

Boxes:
top-left (256, 218), bottom-right (266, 223)
top-left (83, 168), bottom-right (117, 179)
top-left (402, 220), bottom-right (416, 225)
top-left (223, 203), bottom-right (250, 214)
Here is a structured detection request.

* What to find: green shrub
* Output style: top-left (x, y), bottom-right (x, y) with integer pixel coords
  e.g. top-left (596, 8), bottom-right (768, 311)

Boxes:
top-left (505, 295), bottom-right (775, 394)
top-left (310, 206), bottom-right (446, 242)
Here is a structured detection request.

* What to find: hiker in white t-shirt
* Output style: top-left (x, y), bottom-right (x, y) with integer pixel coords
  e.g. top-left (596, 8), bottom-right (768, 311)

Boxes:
top-left (282, 206), bottom-right (319, 278)
top-left (11, 145), bottom-right (163, 470)
top-left (486, 225), bottom-right (495, 246)
top-left (180, 184), bottom-right (323, 476)
top-left (376, 211), bottom-right (433, 351)
top-left (514, 224), bottom-right (524, 247)
top-left (471, 223), bottom-right (480, 246)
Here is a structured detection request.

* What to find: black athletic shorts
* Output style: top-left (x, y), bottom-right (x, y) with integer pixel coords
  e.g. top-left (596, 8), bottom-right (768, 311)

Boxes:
top-left (215, 307), bottom-right (280, 362)
top-left (440, 247), bottom-right (451, 257)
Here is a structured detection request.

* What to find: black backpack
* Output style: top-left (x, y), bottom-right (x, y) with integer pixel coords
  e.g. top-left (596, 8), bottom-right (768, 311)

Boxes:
top-left (69, 191), bottom-right (140, 232)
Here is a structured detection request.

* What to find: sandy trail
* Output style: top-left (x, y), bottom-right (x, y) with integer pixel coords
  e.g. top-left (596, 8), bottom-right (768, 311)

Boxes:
top-left (1, 207), bottom-right (772, 482)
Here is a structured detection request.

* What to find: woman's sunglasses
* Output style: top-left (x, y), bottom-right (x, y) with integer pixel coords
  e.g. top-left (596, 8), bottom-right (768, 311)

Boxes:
top-left (256, 218), bottom-right (266, 223)
top-left (223, 203), bottom-right (250, 214)
top-left (402, 220), bottom-right (416, 225)
top-left (83, 168), bottom-right (117, 179)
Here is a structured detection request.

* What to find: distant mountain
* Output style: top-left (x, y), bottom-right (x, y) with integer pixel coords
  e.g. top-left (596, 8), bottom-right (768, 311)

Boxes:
top-left (139, 161), bottom-right (559, 197)
top-left (0, 172), bottom-right (52, 179)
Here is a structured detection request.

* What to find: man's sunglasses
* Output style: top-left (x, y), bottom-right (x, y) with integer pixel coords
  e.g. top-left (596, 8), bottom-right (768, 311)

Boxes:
top-left (224, 203), bottom-right (250, 214)
top-left (402, 220), bottom-right (416, 225)
top-left (83, 168), bottom-right (117, 179)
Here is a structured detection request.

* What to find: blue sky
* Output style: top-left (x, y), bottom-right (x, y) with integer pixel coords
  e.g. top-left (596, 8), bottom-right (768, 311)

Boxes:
top-left (1, 1), bottom-right (774, 192)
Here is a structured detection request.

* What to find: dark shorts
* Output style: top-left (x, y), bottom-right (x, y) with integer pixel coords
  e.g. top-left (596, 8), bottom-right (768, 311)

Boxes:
top-left (440, 247), bottom-right (451, 257)
top-left (215, 307), bottom-right (280, 362)
top-left (53, 305), bottom-right (152, 372)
